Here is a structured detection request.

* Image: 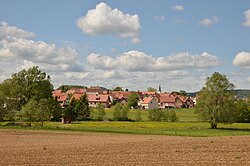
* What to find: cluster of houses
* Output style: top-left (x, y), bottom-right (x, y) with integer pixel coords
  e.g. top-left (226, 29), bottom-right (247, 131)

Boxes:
top-left (52, 86), bottom-right (197, 110)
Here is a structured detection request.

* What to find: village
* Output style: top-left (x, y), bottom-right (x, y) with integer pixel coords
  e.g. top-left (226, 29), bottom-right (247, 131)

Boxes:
top-left (52, 86), bottom-right (196, 110)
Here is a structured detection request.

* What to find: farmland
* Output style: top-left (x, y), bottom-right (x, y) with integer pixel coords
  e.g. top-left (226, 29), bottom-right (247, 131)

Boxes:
top-left (0, 129), bottom-right (249, 165)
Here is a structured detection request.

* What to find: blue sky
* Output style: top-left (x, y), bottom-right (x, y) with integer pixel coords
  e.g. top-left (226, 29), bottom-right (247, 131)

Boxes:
top-left (0, 0), bottom-right (250, 92)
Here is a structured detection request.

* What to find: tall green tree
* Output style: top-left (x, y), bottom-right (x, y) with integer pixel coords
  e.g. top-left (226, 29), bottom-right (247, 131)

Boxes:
top-left (195, 72), bottom-right (236, 129)
top-left (0, 66), bottom-right (53, 112)
top-left (75, 95), bottom-right (90, 121)
top-left (236, 99), bottom-right (250, 123)
top-left (18, 99), bottom-right (39, 126)
top-left (127, 92), bottom-right (139, 109)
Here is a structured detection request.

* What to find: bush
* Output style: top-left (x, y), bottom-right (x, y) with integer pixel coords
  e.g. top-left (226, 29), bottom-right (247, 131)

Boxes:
top-left (148, 109), bottom-right (178, 122)
top-left (112, 103), bottom-right (129, 121)
top-left (135, 110), bottom-right (142, 122)
top-left (91, 104), bottom-right (106, 121)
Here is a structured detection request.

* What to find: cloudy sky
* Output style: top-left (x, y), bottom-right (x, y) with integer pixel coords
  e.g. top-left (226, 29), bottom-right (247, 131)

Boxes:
top-left (0, 1), bottom-right (250, 92)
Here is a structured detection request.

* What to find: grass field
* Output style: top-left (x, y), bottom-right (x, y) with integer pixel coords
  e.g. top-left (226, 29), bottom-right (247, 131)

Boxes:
top-left (1, 108), bottom-right (250, 137)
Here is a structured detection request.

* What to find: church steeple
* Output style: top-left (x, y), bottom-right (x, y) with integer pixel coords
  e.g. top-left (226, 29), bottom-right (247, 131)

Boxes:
top-left (158, 85), bottom-right (162, 93)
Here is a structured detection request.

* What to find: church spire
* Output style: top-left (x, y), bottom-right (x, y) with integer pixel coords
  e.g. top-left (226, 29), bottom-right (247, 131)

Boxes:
top-left (158, 85), bottom-right (162, 93)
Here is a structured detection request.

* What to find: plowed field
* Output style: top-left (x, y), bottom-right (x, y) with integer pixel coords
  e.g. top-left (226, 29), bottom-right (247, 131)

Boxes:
top-left (0, 129), bottom-right (249, 165)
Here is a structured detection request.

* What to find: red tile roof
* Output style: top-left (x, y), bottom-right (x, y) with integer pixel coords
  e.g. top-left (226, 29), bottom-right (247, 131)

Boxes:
top-left (87, 94), bottom-right (110, 103)
top-left (142, 97), bottom-right (153, 104)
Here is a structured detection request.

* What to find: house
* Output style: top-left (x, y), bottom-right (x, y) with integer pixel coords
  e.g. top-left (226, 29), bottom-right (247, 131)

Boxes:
top-left (139, 97), bottom-right (158, 110)
top-left (87, 94), bottom-right (111, 108)
top-left (178, 96), bottom-right (194, 108)
top-left (158, 93), bottom-right (183, 108)
top-left (110, 91), bottom-right (131, 104)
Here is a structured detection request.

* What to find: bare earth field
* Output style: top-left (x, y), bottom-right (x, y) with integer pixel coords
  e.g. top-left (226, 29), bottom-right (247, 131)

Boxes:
top-left (0, 129), bottom-right (249, 166)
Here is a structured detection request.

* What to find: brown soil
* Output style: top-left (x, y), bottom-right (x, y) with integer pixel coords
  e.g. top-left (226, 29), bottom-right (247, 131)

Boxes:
top-left (0, 129), bottom-right (249, 166)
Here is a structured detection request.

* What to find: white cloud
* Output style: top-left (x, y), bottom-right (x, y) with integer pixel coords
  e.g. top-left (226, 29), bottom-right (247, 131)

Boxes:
top-left (173, 5), bottom-right (184, 11)
top-left (242, 9), bottom-right (250, 27)
top-left (233, 51), bottom-right (250, 68)
top-left (77, 2), bottom-right (141, 43)
top-left (199, 16), bottom-right (219, 26)
top-left (154, 16), bottom-right (166, 23)
top-left (102, 70), bottom-right (124, 79)
top-left (0, 21), bottom-right (35, 39)
top-left (87, 50), bottom-right (220, 72)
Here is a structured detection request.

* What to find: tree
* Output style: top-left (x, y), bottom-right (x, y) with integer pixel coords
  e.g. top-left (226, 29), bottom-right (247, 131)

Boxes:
top-left (113, 86), bottom-right (123, 91)
top-left (91, 103), bottom-right (106, 121)
top-left (75, 95), bottom-right (90, 121)
top-left (195, 72), bottom-right (236, 129)
top-left (147, 87), bottom-right (157, 92)
top-left (148, 109), bottom-right (167, 121)
top-left (18, 99), bottom-right (39, 126)
top-left (63, 98), bottom-right (78, 122)
top-left (135, 110), bottom-right (142, 122)
top-left (0, 66), bottom-right (53, 112)
top-left (127, 92), bottom-right (139, 109)
top-left (37, 99), bottom-right (53, 126)
top-left (112, 103), bottom-right (129, 121)
top-left (236, 99), bottom-right (250, 123)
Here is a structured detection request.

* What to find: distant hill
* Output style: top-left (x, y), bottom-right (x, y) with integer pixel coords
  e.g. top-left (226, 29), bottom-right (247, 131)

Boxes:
top-left (56, 85), bottom-right (87, 92)
top-left (187, 89), bottom-right (250, 98)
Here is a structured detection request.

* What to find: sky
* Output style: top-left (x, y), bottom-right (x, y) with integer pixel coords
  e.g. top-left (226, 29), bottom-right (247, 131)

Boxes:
top-left (0, 0), bottom-right (250, 92)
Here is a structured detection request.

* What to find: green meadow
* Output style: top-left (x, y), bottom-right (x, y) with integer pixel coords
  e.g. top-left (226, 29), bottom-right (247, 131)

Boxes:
top-left (1, 108), bottom-right (250, 137)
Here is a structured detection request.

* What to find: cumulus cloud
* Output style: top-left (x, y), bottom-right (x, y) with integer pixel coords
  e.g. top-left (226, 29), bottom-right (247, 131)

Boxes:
top-left (0, 21), bottom-right (86, 86)
top-left (173, 5), bottom-right (184, 11)
top-left (87, 51), bottom-right (220, 72)
top-left (199, 16), bottom-right (219, 26)
top-left (77, 2), bottom-right (141, 43)
top-left (242, 9), bottom-right (250, 27)
top-left (0, 21), bottom-right (35, 39)
top-left (233, 51), bottom-right (250, 68)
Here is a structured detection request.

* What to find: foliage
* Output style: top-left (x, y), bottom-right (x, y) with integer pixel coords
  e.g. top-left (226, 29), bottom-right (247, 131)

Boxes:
top-left (195, 72), bottom-right (236, 129)
top-left (112, 103), bottom-right (129, 121)
top-left (127, 92), bottom-right (139, 109)
top-left (63, 95), bottom-right (90, 121)
top-left (135, 110), bottom-right (142, 122)
top-left (148, 109), bottom-right (167, 121)
top-left (148, 109), bottom-right (178, 122)
top-left (236, 99), bottom-right (250, 123)
top-left (18, 99), bottom-right (39, 126)
top-left (171, 90), bottom-right (187, 96)
top-left (147, 87), bottom-right (157, 92)
top-left (91, 103), bottom-right (106, 121)
top-left (168, 109), bottom-right (178, 122)
top-left (113, 86), bottom-right (123, 91)
top-left (63, 98), bottom-right (77, 121)
top-left (75, 95), bottom-right (90, 121)
top-left (0, 66), bottom-right (53, 119)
